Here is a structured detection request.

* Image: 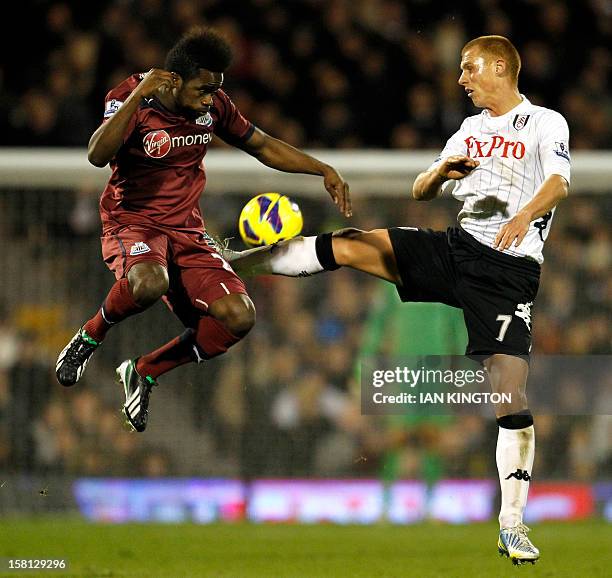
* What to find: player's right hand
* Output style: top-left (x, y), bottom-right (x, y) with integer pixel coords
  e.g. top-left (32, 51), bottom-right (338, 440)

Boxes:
top-left (437, 155), bottom-right (480, 180)
top-left (136, 68), bottom-right (178, 98)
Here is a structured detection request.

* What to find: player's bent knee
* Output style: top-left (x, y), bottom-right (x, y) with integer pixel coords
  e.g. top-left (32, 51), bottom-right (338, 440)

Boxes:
top-left (225, 305), bottom-right (256, 336)
top-left (128, 263), bottom-right (169, 307)
top-left (209, 294), bottom-right (256, 336)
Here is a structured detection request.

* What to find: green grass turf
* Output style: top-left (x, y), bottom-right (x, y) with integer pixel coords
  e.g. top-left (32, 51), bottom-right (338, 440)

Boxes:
top-left (0, 519), bottom-right (610, 577)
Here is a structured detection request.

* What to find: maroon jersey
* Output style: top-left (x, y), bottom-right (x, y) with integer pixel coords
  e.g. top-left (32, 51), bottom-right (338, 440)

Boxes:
top-left (99, 74), bottom-right (254, 233)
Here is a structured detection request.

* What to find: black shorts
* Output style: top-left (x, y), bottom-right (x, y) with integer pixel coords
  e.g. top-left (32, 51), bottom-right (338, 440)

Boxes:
top-left (388, 226), bottom-right (540, 357)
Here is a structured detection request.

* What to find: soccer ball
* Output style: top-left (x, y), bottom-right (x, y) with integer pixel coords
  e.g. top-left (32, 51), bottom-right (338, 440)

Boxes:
top-left (238, 193), bottom-right (303, 247)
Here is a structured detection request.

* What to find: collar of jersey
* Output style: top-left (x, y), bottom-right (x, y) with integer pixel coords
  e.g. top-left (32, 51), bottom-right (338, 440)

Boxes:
top-left (145, 96), bottom-right (218, 123)
top-left (144, 95), bottom-right (176, 115)
top-left (482, 94), bottom-right (531, 122)
top-left (143, 95), bottom-right (197, 120)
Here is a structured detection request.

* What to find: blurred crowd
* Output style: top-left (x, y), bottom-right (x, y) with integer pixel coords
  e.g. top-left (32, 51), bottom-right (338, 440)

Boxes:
top-left (1, 0), bottom-right (610, 484)
top-left (0, 189), bottom-right (609, 482)
top-left (3, 0), bottom-right (611, 149)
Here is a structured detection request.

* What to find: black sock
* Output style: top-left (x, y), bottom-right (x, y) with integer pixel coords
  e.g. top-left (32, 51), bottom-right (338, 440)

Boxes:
top-left (315, 233), bottom-right (340, 271)
top-left (497, 410), bottom-right (534, 429)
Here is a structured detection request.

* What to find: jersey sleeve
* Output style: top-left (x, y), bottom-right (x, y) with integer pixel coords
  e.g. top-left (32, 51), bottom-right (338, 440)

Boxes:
top-left (101, 75), bottom-right (141, 141)
top-left (213, 90), bottom-right (255, 146)
top-left (536, 110), bottom-right (571, 184)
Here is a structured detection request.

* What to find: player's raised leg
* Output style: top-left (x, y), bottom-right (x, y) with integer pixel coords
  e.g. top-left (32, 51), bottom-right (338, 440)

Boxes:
top-left (229, 228), bottom-right (402, 284)
top-left (485, 354), bottom-right (539, 565)
top-left (117, 264), bottom-right (255, 432)
top-left (56, 261), bottom-right (168, 386)
top-left (134, 292), bottom-right (254, 377)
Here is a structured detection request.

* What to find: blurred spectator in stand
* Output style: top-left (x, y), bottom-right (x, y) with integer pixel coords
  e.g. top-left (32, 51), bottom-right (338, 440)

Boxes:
top-left (2, 0), bottom-right (610, 481)
top-left (272, 369), bottom-right (349, 475)
top-left (7, 332), bottom-right (54, 470)
top-left (4, 0), bottom-right (610, 148)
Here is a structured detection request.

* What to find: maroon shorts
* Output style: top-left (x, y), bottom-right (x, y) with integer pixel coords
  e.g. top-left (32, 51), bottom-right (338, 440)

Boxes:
top-left (101, 225), bottom-right (248, 328)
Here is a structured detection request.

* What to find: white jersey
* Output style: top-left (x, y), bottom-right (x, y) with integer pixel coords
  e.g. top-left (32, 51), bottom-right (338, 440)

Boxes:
top-left (429, 96), bottom-right (571, 263)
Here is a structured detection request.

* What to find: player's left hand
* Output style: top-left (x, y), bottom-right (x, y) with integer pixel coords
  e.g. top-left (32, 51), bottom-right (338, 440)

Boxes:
top-left (323, 167), bottom-right (352, 217)
top-left (494, 210), bottom-right (531, 251)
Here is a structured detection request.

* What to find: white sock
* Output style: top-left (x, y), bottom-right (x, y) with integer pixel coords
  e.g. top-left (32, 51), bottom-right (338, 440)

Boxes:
top-left (496, 424), bottom-right (535, 528)
top-left (230, 236), bottom-right (324, 277)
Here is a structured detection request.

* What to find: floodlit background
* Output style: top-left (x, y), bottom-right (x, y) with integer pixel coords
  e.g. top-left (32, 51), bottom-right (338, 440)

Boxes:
top-left (0, 0), bottom-right (610, 527)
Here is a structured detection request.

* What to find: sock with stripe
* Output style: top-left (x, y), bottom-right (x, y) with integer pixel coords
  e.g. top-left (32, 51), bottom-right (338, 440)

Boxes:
top-left (83, 278), bottom-right (143, 342)
top-left (231, 235), bottom-right (339, 277)
top-left (496, 411), bottom-right (535, 528)
top-left (314, 233), bottom-right (340, 271)
top-left (136, 329), bottom-right (196, 379)
top-left (135, 317), bottom-right (241, 379)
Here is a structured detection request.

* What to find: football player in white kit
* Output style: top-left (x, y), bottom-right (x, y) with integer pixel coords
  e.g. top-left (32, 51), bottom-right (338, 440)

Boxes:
top-left (227, 35), bottom-right (570, 565)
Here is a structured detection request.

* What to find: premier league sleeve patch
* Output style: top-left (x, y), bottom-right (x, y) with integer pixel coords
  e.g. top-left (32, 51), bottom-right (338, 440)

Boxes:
top-left (553, 141), bottom-right (570, 162)
top-left (104, 99), bottom-right (124, 118)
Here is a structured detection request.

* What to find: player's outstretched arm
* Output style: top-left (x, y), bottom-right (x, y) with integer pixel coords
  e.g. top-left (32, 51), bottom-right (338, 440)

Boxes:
top-left (88, 69), bottom-right (177, 167)
top-left (240, 128), bottom-right (351, 217)
top-left (412, 155), bottom-right (479, 201)
top-left (494, 174), bottom-right (569, 251)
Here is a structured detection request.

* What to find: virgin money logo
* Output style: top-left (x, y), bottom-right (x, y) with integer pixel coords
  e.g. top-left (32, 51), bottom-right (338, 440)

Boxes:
top-left (143, 130), bottom-right (171, 158)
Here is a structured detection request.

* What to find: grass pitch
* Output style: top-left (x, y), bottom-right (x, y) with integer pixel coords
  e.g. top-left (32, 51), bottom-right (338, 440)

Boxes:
top-left (0, 519), bottom-right (609, 577)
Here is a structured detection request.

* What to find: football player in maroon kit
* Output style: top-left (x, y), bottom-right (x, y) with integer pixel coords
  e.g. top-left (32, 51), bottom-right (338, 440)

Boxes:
top-left (55, 27), bottom-right (350, 433)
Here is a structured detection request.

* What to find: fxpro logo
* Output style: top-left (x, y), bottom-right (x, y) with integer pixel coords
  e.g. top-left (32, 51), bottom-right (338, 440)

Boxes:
top-left (464, 135), bottom-right (526, 160)
top-left (143, 130), bottom-right (214, 158)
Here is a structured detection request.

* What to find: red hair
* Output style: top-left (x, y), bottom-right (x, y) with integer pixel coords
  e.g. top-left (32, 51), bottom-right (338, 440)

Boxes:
top-left (462, 35), bottom-right (521, 82)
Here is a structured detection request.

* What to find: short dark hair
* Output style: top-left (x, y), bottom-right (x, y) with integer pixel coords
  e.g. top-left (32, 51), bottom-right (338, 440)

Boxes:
top-left (462, 35), bottom-right (521, 82)
top-left (165, 27), bottom-right (233, 80)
